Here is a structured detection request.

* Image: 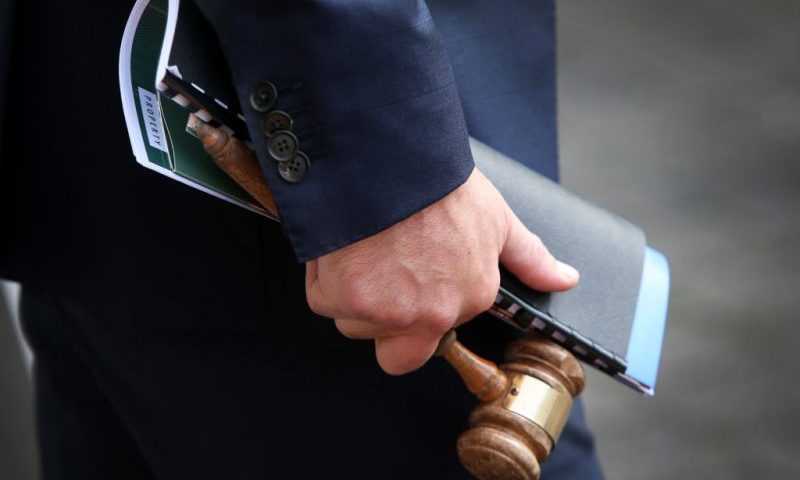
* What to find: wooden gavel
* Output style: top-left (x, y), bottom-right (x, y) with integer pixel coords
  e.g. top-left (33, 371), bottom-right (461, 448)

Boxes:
top-left (190, 116), bottom-right (586, 480)
top-left (436, 330), bottom-right (584, 480)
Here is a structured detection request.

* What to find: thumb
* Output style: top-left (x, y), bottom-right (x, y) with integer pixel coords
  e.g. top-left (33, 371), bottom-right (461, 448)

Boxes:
top-left (500, 205), bottom-right (579, 292)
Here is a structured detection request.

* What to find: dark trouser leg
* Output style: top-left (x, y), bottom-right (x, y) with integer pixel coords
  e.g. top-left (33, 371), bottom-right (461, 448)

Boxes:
top-left (19, 283), bottom-right (603, 480)
top-left (20, 286), bottom-right (157, 480)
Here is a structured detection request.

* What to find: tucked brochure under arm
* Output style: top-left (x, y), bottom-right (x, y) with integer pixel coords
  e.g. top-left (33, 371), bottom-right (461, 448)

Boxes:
top-left (119, 0), bottom-right (274, 218)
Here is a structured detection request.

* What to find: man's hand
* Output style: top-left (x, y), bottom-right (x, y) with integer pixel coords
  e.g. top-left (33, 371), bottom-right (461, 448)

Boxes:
top-left (305, 168), bottom-right (579, 375)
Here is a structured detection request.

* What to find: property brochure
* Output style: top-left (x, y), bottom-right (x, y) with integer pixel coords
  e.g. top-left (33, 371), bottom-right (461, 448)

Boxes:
top-left (119, 0), bottom-right (273, 218)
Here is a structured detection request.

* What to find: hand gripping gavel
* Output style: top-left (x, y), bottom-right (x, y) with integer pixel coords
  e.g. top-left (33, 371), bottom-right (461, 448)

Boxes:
top-left (191, 116), bottom-right (586, 480)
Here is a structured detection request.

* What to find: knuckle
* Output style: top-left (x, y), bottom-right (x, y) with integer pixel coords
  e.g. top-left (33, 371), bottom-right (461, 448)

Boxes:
top-left (368, 305), bottom-right (414, 330)
top-left (334, 319), bottom-right (361, 339)
top-left (305, 290), bottom-right (326, 316)
top-left (424, 305), bottom-right (457, 334)
top-left (340, 281), bottom-right (375, 318)
top-left (383, 310), bottom-right (416, 330)
top-left (476, 275), bottom-right (500, 311)
top-left (342, 275), bottom-right (368, 298)
top-left (487, 268), bottom-right (502, 292)
top-left (459, 268), bottom-right (500, 315)
top-left (477, 291), bottom-right (498, 313)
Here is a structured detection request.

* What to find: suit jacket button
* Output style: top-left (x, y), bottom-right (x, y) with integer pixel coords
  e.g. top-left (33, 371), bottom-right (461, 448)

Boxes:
top-left (261, 110), bottom-right (293, 137)
top-left (250, 81), bottom-right (278, 112)
top-left (267, 130), bottom-right (298, 162)
top-left (278, 152), bottom-right (309, 183)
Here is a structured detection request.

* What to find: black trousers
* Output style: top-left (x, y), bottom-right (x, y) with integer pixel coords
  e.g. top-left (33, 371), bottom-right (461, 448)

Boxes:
top-left (20, 286), bottom-right (604, 480)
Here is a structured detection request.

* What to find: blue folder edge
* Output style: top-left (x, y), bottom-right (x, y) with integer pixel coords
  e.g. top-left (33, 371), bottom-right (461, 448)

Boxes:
top-left (618, 247), bottom-right (670, 396)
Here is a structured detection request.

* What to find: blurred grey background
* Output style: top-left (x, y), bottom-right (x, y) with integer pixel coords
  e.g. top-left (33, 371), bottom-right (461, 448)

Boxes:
top-left (1, 0), bottom-right (798, 478)
top-left (559, 0), bottom-right (800, 479)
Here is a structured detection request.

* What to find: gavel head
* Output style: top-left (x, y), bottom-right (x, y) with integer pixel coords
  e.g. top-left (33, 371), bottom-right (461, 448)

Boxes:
top-left (456, 336), bottom-right (585, 480)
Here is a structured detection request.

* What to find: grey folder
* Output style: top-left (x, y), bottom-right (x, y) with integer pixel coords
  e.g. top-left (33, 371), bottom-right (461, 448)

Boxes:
top-left (471, 138), bottom-right (669, 396)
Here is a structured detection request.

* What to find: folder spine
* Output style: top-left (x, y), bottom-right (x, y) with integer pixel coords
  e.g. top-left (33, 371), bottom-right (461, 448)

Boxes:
top-left (491, 290), bottom-right (628, 377)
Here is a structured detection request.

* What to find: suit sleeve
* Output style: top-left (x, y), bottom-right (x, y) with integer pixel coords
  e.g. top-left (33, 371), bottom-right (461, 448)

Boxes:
top-left (194, 0), bottom-right (474, 262)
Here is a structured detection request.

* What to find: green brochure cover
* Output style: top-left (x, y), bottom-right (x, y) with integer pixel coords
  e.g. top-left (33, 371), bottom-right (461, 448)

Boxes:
top-left (119, 0), bottom-right (273, 218)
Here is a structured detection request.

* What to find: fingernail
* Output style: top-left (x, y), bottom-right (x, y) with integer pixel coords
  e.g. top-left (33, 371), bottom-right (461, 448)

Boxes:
top-left (557, 261), bottom-right (580, 282)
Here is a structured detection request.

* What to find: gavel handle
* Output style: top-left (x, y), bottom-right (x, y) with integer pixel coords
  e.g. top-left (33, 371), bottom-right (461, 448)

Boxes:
top-left (439, 330), bottom-right (585, 480)
top-left (435, 330), bottom-right (509, 403)
top-left (189, 114), bottom-right (280, 218)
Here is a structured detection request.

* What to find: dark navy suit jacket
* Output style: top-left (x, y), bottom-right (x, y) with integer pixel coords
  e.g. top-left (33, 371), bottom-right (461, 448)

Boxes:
top-left (0, 1), bottom-right (602, 479)
top-left (193, 0), bottom-right (559, 261)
